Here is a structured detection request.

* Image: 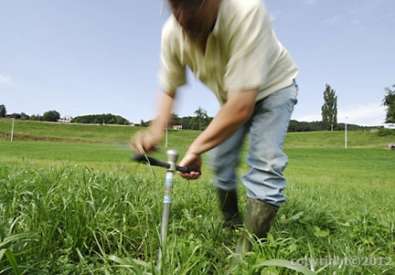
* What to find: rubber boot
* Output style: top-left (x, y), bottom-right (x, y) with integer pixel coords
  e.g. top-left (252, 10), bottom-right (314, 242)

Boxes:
top-left (237, 198), bottom-right (278, 254)
top-left (217, 189), bottom-right (242, 229)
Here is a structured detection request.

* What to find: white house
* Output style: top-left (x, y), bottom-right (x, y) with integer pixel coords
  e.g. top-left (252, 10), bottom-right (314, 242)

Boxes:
top-left (58, 116), bottom-right (73, 123)
top-left (172, 125), bottom-right (183, 130)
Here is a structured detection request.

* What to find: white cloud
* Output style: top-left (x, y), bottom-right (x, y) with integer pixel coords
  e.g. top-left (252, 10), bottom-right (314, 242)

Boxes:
top-left (0, 74), bottom-right (13, 86)
top-left (294, 103), bottom-right (386, 126)
top-left (338, 103), bottom-right (386, 126)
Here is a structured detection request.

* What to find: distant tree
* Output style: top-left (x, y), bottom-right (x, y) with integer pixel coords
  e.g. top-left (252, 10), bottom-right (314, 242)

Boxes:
top-left (72, 114), bottom-right (129, 125)
top-left (0, 104), bottom-right (6, 117)
top-left (30, 114), bottom-right (43, 121)
top-left (170, 113), bottom-right (181, 127)
top-left (20, 112), bottom-right (30, 120)
top-left (384, 84), bottom-right (395, 123)
top-left (321, 84), bottom-right (338, 131)
top-left (139, 119), bottom-right (150, 127)
top-left (179, 116), bottom-right (195, 130)
top-left (194, 107), bottom-right (208, 120)
top-left (8, 113), bottom-right (21, 119)
top-left (6, 112), bottom-right (30, 120)
top-left (43, 110), bottom-right (61, 122)
top-left (194, 107), bottom-right (210, 130)
top-left (288, 120), bottom-right (325, 132)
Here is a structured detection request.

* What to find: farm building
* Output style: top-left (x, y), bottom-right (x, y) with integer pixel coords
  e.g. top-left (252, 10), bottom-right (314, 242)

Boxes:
top-left (172, 125), bottom-right (183, 130)
top-left (58, 116), bottom-right (73, 123)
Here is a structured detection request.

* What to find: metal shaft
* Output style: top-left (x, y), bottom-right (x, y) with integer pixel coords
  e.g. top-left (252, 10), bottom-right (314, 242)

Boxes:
top-left (157, 149), bottom-right (178, 271)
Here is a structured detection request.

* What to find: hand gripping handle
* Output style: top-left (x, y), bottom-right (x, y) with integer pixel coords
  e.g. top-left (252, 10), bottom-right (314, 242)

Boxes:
top-left (132, 154), bottom-right (194, 173)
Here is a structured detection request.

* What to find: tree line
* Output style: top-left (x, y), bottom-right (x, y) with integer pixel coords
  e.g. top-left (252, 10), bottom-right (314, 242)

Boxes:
top-left (0, 106), bottom-right (130, 125)
top-left (1, 83), bottom-right (394, 130)
top-left (139, 108), bottom-right (213, 130)
top-left (0, 107), bottom-right (61, 122)
top-left (140, 106), bottom-right (368, 132)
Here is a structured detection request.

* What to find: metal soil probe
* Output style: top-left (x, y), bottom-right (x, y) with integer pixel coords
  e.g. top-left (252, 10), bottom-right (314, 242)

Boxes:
top-left (133, 149), bottom-right (191, 271)
top-left (157, 149), bottom-right (177, 271)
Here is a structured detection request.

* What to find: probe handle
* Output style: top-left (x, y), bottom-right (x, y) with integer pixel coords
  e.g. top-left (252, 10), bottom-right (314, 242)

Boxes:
top-left (132, 154), bottom-right (194, 174)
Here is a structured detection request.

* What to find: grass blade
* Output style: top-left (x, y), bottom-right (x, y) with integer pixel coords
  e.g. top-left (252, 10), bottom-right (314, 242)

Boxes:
top-left (254, 259), bottom-right (316, 275)
top-left (0, 233), bottom-right (36, 249)
top-left (5, 250), bottom-right (20, 275)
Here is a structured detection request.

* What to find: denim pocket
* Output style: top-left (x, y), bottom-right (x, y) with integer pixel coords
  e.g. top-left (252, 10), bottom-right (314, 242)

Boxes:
top-left (284, 84), bottom-right (298, 105)
top-left (290, 80), bottom-right (299, 105)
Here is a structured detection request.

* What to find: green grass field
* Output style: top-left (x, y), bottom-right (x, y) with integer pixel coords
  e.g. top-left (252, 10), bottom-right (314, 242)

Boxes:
top-left (0, 118), bottom-right (394, 274)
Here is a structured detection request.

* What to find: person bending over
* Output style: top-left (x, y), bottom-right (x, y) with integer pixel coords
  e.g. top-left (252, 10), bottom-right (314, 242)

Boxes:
top-left (132, 0), bottom-right (298, 252)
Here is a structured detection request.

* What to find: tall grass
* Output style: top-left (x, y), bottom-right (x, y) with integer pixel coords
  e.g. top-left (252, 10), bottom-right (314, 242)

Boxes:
top-left (1, 164), bottom-right (394, 274)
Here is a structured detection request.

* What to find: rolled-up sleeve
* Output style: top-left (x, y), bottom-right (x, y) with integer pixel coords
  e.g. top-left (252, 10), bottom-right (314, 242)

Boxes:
top-left (224, 3), bottom-right (274, 94)
top-left (159, 23), bottom-right (186, 94)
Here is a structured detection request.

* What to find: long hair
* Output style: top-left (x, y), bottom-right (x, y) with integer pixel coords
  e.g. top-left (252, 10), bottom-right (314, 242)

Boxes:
top-left (167, 0), bottom-right (213, 45)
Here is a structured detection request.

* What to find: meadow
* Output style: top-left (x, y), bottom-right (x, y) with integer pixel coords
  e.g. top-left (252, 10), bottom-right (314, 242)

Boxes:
top-left (0, 118), bottom-right (394, 274)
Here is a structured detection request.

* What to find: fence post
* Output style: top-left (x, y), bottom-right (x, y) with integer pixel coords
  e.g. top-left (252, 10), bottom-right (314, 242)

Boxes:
top-left (344, 117), bottom-right (348, 149)
top-left (10, 118), bottom-right (15, 142)
top-left (165, 128), bottom-right (168, 148)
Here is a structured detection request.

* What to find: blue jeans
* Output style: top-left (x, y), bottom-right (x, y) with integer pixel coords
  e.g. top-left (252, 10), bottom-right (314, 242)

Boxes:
top-left (209, 82), bottom-right (298, 207)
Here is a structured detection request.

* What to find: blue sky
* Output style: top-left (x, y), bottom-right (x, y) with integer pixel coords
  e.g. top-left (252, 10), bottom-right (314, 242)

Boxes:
top-left (1, 0), bottom-right (394, 125)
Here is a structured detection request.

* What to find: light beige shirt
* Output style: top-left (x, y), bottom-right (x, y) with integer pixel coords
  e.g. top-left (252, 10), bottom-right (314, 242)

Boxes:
top-left (159, 0), bottom-right (298, 104)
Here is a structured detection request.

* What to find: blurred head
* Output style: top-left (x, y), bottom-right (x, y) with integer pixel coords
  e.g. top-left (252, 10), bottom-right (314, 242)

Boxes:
top-left (168, 0), bottom-right (220, 42)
